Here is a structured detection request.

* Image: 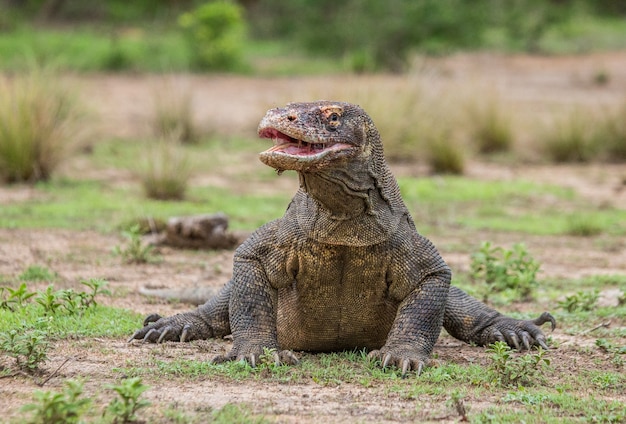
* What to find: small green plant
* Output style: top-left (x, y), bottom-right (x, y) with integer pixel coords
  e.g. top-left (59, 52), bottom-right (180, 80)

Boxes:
top-left (21, 379), bottom-right (91, 424)
top-left (34, 285), bottom-right (63, 315)
top-left (80, 278), bottom-right (110, 308)
top-left (0, 327), bottom-right (49, 371)
top-left (471, 242), bottom-right (540, 301)
top-left (114, 224), bottom-right (158, 264)
top-left (138, 137), bottom-right (192, 201)
top-left (487, 341), bottom-right (550, 387)
top-left (596, 339), bottom-right (626, 368)
top-left (106, 377), bottom-right (151, 424)
top-left (0, 70), bottom-right (84, 183)
top-left (0, 282), bottom-right (36, 311)
top-left (558, 289), bottom-right (599, 313)
top-left (447, 390), bottom-right (469, 421)
top-left (178, 1), bottom-right (247, 71)
top-left (19, 265), bottom-right (57, 282)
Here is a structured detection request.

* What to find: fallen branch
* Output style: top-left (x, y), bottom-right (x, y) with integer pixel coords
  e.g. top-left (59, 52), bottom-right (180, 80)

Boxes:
top-left (580, 320), bottom-right (611, 335)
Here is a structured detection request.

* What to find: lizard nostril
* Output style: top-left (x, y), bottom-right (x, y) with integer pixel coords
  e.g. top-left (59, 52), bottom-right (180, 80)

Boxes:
top-left (287, 114), bottom-right (297, 122)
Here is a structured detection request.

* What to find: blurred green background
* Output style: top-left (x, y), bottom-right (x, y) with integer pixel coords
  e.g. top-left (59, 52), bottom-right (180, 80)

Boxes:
top-left (2, 0), bottom-right (626, 74)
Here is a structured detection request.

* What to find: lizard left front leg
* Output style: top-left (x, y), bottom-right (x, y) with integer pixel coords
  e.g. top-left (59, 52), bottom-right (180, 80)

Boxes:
top-left (368, 271), bottom-right (451, 376)
top-left (443, 286), bottom-right (556, 350)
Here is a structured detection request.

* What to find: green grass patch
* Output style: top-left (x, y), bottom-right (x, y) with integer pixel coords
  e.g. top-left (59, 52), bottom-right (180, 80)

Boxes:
top-left (0, 304), bottom-right (142, 339)
top-left (0, 177), bottom-right (290, 232)
top-left (0, 25), bottom-right (192, 73)
top-left (2, 166), bottom-right (624, 236)
top-left (399, 176), bottom-right (626, 236)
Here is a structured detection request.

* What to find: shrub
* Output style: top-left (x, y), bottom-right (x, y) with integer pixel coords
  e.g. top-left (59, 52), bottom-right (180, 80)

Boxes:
top-left (0, 71), bottom-right (84, 183)
top-left (138, 136), bottom-right (192, 200)
top-left (178, 1), bottom-right (247, 71)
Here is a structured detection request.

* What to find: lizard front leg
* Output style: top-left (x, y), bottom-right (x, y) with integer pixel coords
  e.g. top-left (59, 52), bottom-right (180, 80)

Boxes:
top-left (215, 257), bottom-right (298, 367)
top-left (368, 270), bottom-right (451, 377)
top-left (443, 286), bottom-right (556, 350)
top-left (128, 280), bottom-right (232, 343)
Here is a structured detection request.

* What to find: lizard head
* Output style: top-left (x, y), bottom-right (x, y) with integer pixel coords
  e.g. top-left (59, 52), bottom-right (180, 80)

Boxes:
top-left (258, 101), bottom-right (374, 172)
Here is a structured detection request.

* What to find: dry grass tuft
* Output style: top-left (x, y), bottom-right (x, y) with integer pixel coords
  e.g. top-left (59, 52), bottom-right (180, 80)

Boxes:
top-left (540, 108), bottom-right (600, 163)
top-left (466, 94), bottom-right (514, 155)
top-left (152, 80), bottom-right (200, 144)
top-left (0, 71), bottom-right (85, 183)
top-left (138, 136), bottom-right (192, 200)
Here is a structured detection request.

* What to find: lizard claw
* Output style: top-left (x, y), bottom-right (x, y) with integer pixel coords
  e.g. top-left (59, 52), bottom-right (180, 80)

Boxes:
top-left (368, 347), bottom-right (427, 377)
top-left (157, 327), bottom-right (171, 344)
top-left (481, 312), bottom-right (557, 350)
top-left (533, 312), bottom-right (556, 332)
top-left (142, 328), bottom-right (158, 343)
top-left (129, 311), bottom-right (214, 344)
top-left (180, 324), bottom-right (191, 343)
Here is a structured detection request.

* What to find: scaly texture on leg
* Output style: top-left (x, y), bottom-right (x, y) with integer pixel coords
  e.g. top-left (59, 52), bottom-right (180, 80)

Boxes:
top-left (443, 286), bottom-right (555, 350)
top-left (128, 279), bottom-right (232, 343)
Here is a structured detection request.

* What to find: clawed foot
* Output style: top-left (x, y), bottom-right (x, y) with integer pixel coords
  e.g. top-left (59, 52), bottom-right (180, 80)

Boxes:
top-left (127, 312), bottom-right (214, 344)
top-left (368, 345), bottom-right (427, 378)
top-left (213, 348), bottom-right (299, 368)
top-left (482, 311), bottom-right (556, 350)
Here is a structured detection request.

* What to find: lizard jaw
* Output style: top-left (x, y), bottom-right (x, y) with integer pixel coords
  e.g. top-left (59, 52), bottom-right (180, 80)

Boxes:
top-left (258, 128), bottom-right (355, 171)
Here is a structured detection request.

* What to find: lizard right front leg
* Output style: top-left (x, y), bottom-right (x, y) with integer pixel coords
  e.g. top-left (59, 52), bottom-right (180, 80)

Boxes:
top-left (128, 280), bottom-right (232, 343)
top-left (214, 257), bottom-right (299, 367)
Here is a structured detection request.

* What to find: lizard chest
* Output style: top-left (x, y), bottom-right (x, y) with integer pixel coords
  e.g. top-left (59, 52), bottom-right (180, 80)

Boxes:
top-left (271, 242), bottom-right (400, 351)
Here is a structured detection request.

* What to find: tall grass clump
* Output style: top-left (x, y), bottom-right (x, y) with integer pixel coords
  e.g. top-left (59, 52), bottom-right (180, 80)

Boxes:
top-left (353, 78), bottom-right (465, 173)
top-left (138, 136), bottom-right (192, 200)
top-left (541, 109), bottom-right (599, 163)
top-left (152, 80), bottom-right (199, 144)
top-left (596, 102), bottom-right (626, 162)
top-left (427, 135), bottom-right (465, 175)
top-left (0, 71), bottom-right (84, 183)
top-left (466, 95), bottom-right (514, 154)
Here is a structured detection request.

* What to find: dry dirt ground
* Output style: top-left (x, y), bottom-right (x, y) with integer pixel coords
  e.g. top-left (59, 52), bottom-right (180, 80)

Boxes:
top-left (2, 52), bottom-right (626, 423)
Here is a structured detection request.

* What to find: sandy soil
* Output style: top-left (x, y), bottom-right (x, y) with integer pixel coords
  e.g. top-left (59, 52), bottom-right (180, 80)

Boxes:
top-left (1, 52), bottom-right (626, 422)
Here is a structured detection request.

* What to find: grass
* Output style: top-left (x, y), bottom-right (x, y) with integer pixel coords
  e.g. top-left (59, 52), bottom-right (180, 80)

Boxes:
top-left (541, 108), bottom-right (600, 163)
top-left (138, 137), bottom-right (193, 200)
top-left (0, 25), bottom-right (192, 73)
top-left (466, 94), bottom-right (514, 155)
top-left (1, 150), bottom-right (625, 237)
top-left (151, 78), bottom-right (200, 143)
top-left (0, 70), bottom-right (86, 183)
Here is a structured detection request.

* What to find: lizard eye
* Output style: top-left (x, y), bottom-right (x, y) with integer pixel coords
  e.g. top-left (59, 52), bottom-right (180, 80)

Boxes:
top-left (329, 113), bottom-right (340, 122)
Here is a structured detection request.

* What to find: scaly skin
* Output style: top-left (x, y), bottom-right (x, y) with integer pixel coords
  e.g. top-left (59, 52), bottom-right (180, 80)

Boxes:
top-left (129, 101), bottom-right (555, 375)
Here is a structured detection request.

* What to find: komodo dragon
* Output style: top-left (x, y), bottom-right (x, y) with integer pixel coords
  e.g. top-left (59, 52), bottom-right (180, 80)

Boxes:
top-left (129, 101), bottom-right (555, 375)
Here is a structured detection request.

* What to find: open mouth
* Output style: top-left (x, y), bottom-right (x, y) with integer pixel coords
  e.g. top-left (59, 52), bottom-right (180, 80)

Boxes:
top-left (259, 128), bottom-right (327, 156)
top-left (259, 128), bottom-right (352, 158)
